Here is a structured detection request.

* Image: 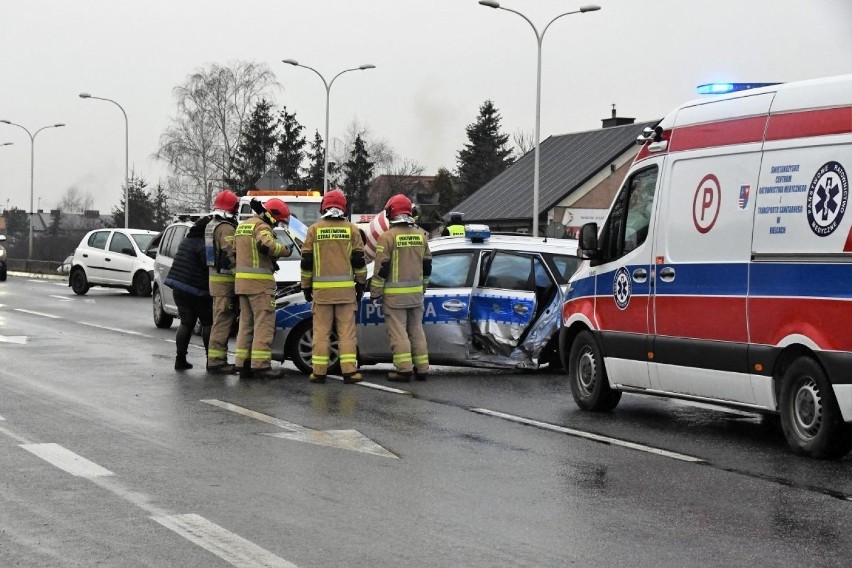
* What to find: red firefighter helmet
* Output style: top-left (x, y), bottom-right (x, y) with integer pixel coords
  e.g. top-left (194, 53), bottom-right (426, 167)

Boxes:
top-left (264, 198), bottom-right (291, 223)
top-left (320, 189), bottom-right (347, 213)
top-left (212, 190), bottom-right (239, 213)
top-left (385, 194), bottom-right (413, 218)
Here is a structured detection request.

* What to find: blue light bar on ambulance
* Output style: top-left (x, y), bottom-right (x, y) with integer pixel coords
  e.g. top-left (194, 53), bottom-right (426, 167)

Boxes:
top-left (465, 224), bottom-right (491, 243)
top-left (696, 82), bottom-right (780, 95)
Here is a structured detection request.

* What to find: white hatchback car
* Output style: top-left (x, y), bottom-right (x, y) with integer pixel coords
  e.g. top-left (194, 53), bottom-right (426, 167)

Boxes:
top-left (69, 228), bottom-right (158, 296)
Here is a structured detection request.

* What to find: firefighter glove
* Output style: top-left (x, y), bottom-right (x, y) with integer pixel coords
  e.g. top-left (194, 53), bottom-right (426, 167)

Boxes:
top-left (355, 283), bottom-right (365, 304)
top-left (302, 287), bottom-right (313, 302)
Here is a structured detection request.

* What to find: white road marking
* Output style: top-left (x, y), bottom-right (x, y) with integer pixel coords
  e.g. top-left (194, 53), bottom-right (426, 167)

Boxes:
top-left (0, 335), bottom-right (28, 344)
top-left (14, 309), bottom-right (62, 319)
top-left (0, 415), bottom-right (5, 421)
top-left (78, 322), bottom-right (151, 337)
top-left (471, 408), bottom-right (705, 463)
top-left (151, 514), bottom-right (299, 568)
top-left (327, 376), bottom-right (410, 394)
top-left (202, 399), bottom-right (397, 458)
top-left (49, 294), bottom-right (71, 301)
top-left (20, 443), bottom-right (115, 477)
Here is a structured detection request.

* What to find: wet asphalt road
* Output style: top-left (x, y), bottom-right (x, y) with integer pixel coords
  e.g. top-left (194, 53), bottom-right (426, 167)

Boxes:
top-left (0, 275), bottom-right (850, 567)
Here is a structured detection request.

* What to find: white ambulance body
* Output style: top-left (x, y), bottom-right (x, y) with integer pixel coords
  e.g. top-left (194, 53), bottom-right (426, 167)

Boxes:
top-left (561, 74), bottom-right (852, 458)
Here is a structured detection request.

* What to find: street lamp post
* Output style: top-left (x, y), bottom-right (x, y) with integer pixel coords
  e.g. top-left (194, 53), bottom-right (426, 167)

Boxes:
top-left (479, 1), bottom-right (600, 237)
top-left (0, 120), bottom-right (65, 260)
top-left (0, 143), bottom-right (12, 214)
top-left (79, 93), bottom-right (129, 228)
top-left (282, 59), bottom-right (376, 194)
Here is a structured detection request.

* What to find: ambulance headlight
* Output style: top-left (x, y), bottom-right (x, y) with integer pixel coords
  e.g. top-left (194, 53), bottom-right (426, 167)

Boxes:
top-left (465, 224), bottom-right (490, 243)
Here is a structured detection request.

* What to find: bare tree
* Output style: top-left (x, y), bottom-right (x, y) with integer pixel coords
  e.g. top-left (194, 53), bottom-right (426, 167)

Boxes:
top-left (513, 128), bottom-right (535, 157)
top-left (155, 61), bottom-right (277, 210)
top-left (58, 187), bottom-right (94, 213)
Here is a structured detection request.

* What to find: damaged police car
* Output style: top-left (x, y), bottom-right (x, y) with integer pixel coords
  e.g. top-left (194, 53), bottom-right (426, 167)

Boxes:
top-left (271, 226), bottom-right (580, 375)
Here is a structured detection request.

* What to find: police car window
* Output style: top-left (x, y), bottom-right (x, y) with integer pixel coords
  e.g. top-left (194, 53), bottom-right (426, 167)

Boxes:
top-left (274, 228), bottom-right (301, 258)
top-left (88, 230), bottom-right (109, 250)
top-left (550, 255), bottom-right (581, 282)
top-left (602, 165), bottom-right (658, 260)
top-left (482, 252), bottom-right (535, 291)
top-left (109, 232), bottom-right (133, 254)
top-left (428, 252), bottom-right (475, 288)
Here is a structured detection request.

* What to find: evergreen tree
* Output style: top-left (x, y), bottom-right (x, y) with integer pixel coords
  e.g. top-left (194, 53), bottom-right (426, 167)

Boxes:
top-left (275, 106), bottom-right (307, 189)
top-left (455, 100), bottom-right (514, 201)
top-left (112, 171), bottom-right (160, 230)
top-left (231, 99), bottom-right (278, 194)
top-left (3, 208), bottom-right (28, 237)
top-left (152, 181), bottom-right (172, 229)
top-left (342, 134), bottom-right (374, 214)
top-left (433, 168), bottom-right (457, 214)
top-left (303, 130), bottom-right (325, 190)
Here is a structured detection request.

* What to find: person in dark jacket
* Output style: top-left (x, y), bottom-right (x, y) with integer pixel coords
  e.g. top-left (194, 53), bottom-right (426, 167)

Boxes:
top-left (164, 217), bottom-right (213, 371)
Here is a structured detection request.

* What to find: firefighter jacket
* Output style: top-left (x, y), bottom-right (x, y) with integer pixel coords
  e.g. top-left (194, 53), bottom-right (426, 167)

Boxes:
top-left (164, 220), bottom-right (211, 298)
top-left (206, 215), bottom-right (237, 297)
top-left (371, 223), bottom-right (432, 309)
top-left (300, 218), bottom-right (367, 304)
top-left (234, 214), bottom-right (290, 295)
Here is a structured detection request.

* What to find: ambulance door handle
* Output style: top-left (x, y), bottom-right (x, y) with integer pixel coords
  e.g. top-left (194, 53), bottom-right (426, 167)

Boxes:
top-left (659, 267), bottom-right (676, 282)
top-left (442, 299), bottom-right (466, 312)
top-left (632, 268), bottom-right (648, 283)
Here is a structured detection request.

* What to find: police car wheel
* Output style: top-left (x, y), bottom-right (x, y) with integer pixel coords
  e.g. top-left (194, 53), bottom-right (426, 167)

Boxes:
top-left (152, 287), bottom-right (173, 329)
top-left (568, 330), bottom-right (621, 412)
top-left (70, 268), bottom-right (89, 295)
top-left (779, 357), bottom-right (852, 459)
top-left (289, 320), bottom-right (341, 376)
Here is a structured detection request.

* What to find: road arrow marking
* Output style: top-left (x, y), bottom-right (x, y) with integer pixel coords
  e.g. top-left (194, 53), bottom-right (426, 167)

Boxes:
top-left (0, 335), bottom-right (27, 344)
top-left (201, 399), bottom-right (397, 459)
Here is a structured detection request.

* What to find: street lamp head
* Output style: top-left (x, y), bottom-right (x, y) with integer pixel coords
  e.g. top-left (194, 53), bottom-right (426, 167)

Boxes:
top-left (0, 120), bottom-right (10, 124)
top-left (54, 123), bottom-right (66, 128)
top-left (0, 142), bottom-right (12, 146)
top-left (282, 59), bottom-right (299, 66)
top-left (359, 64), bottom-right (376, 70)
top-left (580, 4), bottom-right (601, 12)
top-left (79, 92), bottom-right (92, 99)
top-left (479, 0), bottom-right (500, 8)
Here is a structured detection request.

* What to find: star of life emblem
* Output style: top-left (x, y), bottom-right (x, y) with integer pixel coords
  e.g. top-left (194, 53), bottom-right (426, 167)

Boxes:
top-left (613, 267), bottom-right (632, 311)
top-left (807, 161), bottom-right (848, 237)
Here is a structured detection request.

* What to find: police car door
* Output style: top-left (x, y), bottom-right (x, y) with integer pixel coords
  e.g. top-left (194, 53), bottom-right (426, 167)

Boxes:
top-left (422, 250), bottom-right (476, 363)
top-left (470, 251), bottom-right (537, 355)
top-left (592, 163), bottom-right (659, 389)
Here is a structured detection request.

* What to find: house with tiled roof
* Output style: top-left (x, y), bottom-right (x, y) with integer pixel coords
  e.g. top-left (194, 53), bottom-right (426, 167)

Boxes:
top-left (451, 110), bottom-right (660, 237)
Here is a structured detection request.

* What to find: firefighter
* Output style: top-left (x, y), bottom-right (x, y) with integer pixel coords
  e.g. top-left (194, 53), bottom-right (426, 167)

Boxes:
top-left (371, 194), bottom-right (432, 382)
top-left (441, 211), bottom-right (465, 236)
top-left (234, 198), bottom-right (291, 379)
top-left (300, 189), bottom-right (367, 384)
top-left (206, 190), bottom-right (240, 374)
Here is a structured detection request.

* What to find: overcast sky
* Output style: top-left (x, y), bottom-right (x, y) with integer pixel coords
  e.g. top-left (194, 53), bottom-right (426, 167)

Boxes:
top-left (1, 0), bottom-right (851, 215)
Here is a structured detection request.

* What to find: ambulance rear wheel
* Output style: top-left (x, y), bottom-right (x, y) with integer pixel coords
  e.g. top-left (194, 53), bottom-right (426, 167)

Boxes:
top-left (779, 357), bottom-right (852, 459)
top-left (568, 330), bottom-right (621, 411)
top-left (288, 320), bottom-right (341, 376)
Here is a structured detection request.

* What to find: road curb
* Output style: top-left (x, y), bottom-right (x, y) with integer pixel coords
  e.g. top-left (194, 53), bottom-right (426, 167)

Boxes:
top-left (8, 271), bottom-right (67, 282)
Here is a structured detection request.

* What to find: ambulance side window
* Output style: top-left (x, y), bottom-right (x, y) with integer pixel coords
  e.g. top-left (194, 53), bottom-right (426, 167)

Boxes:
top-left (600, 166), bottom-right (658, 261)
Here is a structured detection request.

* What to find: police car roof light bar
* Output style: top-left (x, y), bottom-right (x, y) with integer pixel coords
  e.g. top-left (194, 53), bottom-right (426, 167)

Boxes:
top-left (465, 224), bottom-right (491, 243)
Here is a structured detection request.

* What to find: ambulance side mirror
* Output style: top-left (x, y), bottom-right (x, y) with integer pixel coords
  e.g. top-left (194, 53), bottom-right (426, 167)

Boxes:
top-left (578, 222), bottom-right (601, 260)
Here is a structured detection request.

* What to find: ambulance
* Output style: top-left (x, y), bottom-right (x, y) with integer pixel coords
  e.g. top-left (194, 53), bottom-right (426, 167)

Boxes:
top-left (560, 74), bottom-right (852, 458)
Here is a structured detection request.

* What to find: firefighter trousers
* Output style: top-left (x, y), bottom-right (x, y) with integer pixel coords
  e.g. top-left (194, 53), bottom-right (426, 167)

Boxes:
top-left (207, 295), bottom-right (236, 367)
top-left (312, 302), bottom-right (358, 376)
top-left (235, 291), bottom-right (275, 370)
top-left (384, 305), bottom-right (429, 374)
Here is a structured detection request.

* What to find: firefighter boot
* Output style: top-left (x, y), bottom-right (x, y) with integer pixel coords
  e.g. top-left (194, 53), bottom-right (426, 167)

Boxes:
top-left (175, 354), bottom-right (193, 371)
top-left (239, 360), bottom-right (254, 379)
top-left (309, 374), bottom-right (326, 384)
top-left (207, 363), bottom-right (237, 375)
top-left (255, 367), bottom-right (286, 380)
top-left (343, 372), bottom-right (363, 384)
top-left (387, 371), bottom-right (412, 383)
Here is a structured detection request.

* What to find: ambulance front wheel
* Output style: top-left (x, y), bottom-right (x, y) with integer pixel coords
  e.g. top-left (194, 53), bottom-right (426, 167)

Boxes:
top-left (568, 330), bottom-right (621, 412)
top-left (779, 357), bottom-right (852, 459)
